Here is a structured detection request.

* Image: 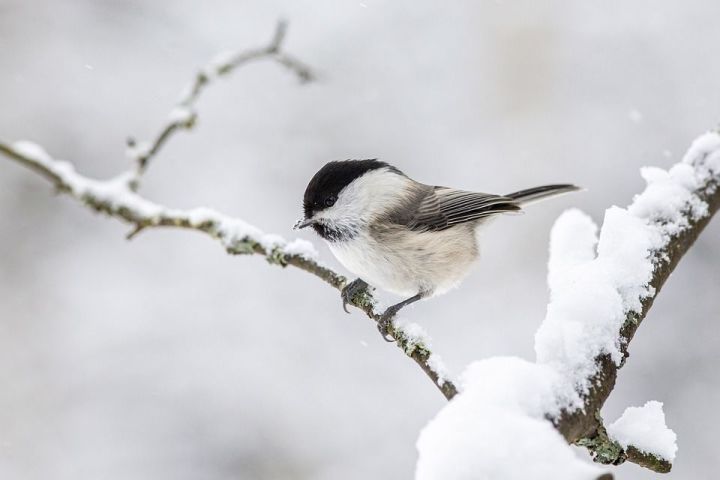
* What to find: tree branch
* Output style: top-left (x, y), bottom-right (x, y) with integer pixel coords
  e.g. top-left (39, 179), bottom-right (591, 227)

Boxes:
top-left (554, 134), bottom-right (720, 472)
top-left (0, 140), bottom-right (456, 402)
top-left (575, 411), bottom-right (672, 473)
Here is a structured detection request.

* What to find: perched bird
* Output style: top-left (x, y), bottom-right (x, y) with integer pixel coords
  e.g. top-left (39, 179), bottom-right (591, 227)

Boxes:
top-left (295, 159), bottom-right (578, 339)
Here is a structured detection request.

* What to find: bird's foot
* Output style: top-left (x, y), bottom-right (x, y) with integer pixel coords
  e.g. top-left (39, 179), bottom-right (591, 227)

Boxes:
top-left (341, 278), bottom-right (370, 313)
top-left (375, 291), bottom-right (427, 343)
top-left (376, 305), bottom-right (401, 342)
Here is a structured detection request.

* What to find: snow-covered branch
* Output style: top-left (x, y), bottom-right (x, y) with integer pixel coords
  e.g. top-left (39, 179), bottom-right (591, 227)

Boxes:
top-left (0, 22), bottom-right (457, 402)
top-left (417, 131), bottom-right (720, 478)
top-left (0, 139), bottom-right (456, 399)
top-left (550, 132), bottom-right (720, 470)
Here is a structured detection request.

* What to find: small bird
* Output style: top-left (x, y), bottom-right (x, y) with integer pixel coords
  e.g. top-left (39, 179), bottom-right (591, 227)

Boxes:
top-left (295, 159), bottom-right (578, 340)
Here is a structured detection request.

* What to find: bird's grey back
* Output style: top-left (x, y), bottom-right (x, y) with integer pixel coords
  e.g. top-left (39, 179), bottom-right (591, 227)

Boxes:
top-left (377, 181), bottom-right (579, 233)
top-left (378, 182), bottom-right (519, 232)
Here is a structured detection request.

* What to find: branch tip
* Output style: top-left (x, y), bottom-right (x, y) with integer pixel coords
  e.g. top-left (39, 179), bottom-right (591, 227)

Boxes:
top-left (126, 224), bottom-right (146, 240)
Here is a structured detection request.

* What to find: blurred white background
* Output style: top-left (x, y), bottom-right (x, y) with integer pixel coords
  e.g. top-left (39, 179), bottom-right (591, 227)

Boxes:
top-left (0, 1), bottom-right (718, 478)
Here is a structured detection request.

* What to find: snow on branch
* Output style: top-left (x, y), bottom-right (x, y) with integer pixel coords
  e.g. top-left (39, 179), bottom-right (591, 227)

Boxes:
top-left (552, 132), bottom-right (720, 470)
top-left (607, 401), bottom-right (677, 464)
top-left (0, 139), bottom-right (456, 400)
top-left (0, 22), bottom-right (457, 403)
top-left (416, 132), bottom-right (720, 478)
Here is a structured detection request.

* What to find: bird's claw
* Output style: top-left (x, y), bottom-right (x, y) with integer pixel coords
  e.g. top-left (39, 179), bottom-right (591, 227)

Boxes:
top-left (340, 278), bottom-right (369, 314)
top-left (377, 316), bottom-right (395, 342)
top-left (340, 278), bottom-right (400, 342)
top-left (376, 307), bottom-right (399, 343)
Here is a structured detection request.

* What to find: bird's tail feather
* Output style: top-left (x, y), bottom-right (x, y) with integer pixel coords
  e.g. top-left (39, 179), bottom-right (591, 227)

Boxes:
top-left (505, 184), bottom-right (581, 206)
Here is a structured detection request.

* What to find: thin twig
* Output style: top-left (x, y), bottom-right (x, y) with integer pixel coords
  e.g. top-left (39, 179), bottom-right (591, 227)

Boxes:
top-left (127, 20), bottom-right (314, 181)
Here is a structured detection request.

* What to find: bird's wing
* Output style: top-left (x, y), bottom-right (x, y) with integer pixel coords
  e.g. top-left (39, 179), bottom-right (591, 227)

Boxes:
top-left (404, 186), bottom-right (521, 232)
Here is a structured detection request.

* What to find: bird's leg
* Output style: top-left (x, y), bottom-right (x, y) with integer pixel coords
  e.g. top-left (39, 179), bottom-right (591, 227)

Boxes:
top-left (341, 278), bottom-right (370, 313)
top-left (377, 291), bottom-right (427, 342)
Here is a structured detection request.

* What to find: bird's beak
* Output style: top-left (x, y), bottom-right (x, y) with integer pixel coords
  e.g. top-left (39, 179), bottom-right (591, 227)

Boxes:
top-left (293, 217), bottom-right (317, 230)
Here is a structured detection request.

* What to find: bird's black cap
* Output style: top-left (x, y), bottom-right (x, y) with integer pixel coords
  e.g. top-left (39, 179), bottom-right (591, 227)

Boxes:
top-left (302, 159), bottom-right (401, 218)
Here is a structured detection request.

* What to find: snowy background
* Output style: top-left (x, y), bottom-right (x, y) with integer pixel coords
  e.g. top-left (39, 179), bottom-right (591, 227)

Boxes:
top-left (1, 1), bottom-right (719, 478)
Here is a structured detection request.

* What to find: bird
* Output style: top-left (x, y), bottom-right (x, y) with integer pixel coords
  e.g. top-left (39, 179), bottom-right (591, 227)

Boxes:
top-left (295, 159), bottom-right (579, 340)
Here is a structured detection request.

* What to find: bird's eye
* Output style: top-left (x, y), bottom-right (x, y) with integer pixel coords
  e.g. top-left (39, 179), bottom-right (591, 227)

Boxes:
top-left (324, 195), bottom-right (336, 207)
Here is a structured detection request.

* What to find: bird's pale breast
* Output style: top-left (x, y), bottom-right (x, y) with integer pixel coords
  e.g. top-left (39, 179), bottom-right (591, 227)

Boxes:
top-left (328, 223), bottom-right (479, 297)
